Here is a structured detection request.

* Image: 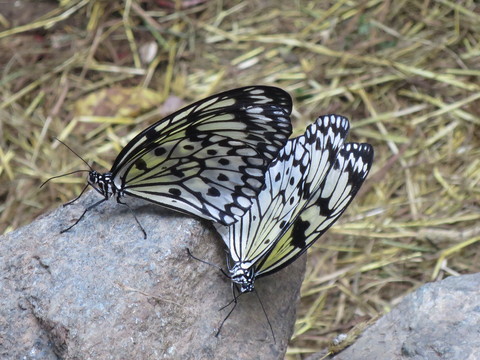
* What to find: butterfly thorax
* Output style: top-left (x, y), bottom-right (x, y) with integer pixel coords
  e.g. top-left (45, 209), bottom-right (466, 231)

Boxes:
top-left (88, 171), bottom-right (123, 200)
top-left (229, 262), bottom-right (255, 293)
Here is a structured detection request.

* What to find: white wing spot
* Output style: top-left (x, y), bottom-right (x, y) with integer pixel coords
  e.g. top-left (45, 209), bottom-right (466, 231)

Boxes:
top-left (246, 107), bottom-right (264, 114)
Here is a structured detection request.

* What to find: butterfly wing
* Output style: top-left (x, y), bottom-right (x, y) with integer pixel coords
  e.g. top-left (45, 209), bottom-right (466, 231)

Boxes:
top-left (216, 115), bottom-right (350, 265)
top-left (216, 136), bottom-right (311, 264)
top-left (255, 142), bottom-right (374, 277)
top-left (110, 86), bottom-right (293, 225)
top-left (291, 115), bottom-right (351, 219)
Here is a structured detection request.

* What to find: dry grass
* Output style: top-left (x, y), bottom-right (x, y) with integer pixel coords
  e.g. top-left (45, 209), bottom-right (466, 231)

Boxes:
top-left (1, 0), bottom-right (479, 357)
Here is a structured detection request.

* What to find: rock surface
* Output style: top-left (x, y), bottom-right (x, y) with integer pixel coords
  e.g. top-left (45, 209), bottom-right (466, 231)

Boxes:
top-left (0, 191), bottom-right (306, 359)
top-left (307, 272), bottom-right (480, 360)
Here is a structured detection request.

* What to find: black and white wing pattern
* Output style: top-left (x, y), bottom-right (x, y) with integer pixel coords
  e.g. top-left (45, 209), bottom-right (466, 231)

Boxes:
top-left (255, 142), bottom-right (373, 278)
top-left (215, 135), bottom-right (311, 266)
top-left (215, 115), bottom-right (353, 292)
top-left (87, 86), bottom-right (293, 226)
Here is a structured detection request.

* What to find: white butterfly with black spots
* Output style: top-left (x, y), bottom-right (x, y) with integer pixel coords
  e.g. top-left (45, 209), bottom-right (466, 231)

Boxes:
top-left (61, 86), bottom-right (293, 235)
top-left (214, 114), bottom-right (374, 293)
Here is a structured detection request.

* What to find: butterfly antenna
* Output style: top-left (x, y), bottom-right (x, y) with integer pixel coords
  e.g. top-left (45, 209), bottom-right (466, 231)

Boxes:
top-left (40, 169), bottom-right (91, 188)
top-left (219, 284), bottom-right (243, 311)
top-left (41, 138), bottom-right (94, 188)
top-left (186, 248), bottom-right (229, 278)
top-left (218, 297), bottom-right (236, 312)
top-left (216, 302), bottom-right (237, 337)
top-left (54, 137), bottom-right (94, 171)
top-left (254, 288), bottom-right (276, 344)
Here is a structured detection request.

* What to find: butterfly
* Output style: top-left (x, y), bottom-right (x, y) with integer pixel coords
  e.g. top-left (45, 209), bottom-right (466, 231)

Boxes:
top-left (56, 86), bottom-right (293, 236)
top-left (214, 114), bottom-right (374, 294)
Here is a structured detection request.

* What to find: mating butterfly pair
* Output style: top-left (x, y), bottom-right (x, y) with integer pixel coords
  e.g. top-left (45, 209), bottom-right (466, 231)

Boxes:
top-left (53, 86), bottom-right (373, 336)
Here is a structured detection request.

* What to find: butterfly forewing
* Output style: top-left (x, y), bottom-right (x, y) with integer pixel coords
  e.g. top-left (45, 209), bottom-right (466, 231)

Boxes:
top-left (110, 86), bottom-right (293, 225)
top-left (124, 138), bottom-right (262, 223)
top-left (292, 115), bottom-right (350, 218)
top-left (217, 115), bottom-right (351, 266)
top-left (255, 142), bottom-right (374, 277)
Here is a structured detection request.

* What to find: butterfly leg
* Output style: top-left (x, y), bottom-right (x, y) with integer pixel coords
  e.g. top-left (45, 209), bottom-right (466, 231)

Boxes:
top-left (116, 198), bottom-right (147, 239)
top-left (215, 284), bottom-right (240, 337)
top-left (186, 248), bottom-right (229, 278)
top-left (60, 197), bottom-right (107, 234)
top-left (63, 183), bottom-right (90, 206)
top-left (253, 289), bottom-right (275, 343)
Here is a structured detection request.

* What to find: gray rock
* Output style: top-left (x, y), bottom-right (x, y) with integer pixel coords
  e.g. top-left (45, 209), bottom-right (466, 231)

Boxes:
top-left (307, 273), bottom-right (480, 360)
top-left (0, 191), bottom-right (306, 359)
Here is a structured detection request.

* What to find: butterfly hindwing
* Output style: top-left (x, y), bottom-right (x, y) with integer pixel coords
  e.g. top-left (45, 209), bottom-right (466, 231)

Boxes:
top-left (255, 142), bottom-right (374, 277)
top-left (110, 86), bottom-right (293, 225)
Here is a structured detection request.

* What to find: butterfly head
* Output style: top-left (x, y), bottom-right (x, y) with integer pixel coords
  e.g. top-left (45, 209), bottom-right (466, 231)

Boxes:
top-left (88, 171), bottom-right (116, 199)
top-left (229, 262), bottom-right (255, 293)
